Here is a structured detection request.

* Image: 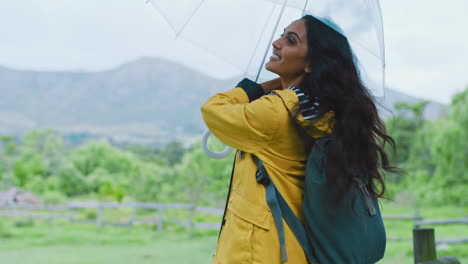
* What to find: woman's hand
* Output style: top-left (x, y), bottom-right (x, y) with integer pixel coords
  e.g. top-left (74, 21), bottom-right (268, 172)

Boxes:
top-left (260, 78), bottom-right (282, 93)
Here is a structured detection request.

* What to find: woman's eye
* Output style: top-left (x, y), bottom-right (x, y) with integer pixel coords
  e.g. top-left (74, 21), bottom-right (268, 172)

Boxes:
top-left (279, 34), bottom-right (295, 45)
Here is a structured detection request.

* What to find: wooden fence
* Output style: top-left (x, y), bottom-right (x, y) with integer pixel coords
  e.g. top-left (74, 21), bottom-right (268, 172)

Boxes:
top-left (0, 202), bottom-right (223, 235)
top-left (1, 203), bottom-right (467, 244)
top-left (413, 228), bottom-right (461, 264)
top-left (2, 202), bottom-right (465, 264)
top-left (382, 213), bottom-right (468, 245)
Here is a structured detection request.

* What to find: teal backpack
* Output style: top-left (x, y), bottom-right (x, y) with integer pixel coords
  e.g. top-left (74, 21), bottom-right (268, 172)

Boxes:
top-left (255, 137), bottom-right (386, 264)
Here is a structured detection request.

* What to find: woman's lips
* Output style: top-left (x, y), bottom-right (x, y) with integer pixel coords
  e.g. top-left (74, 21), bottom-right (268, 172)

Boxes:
top-left (270, 54), bottom-right (281, 61)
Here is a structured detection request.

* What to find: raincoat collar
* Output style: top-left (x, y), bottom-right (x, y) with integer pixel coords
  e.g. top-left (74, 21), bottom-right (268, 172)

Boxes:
top-left (272, 88), bottom-right (334, 138)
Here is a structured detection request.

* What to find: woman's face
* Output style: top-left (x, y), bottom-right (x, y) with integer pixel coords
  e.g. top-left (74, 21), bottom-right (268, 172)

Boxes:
top-left (265, 19), bottom-right (310, 79)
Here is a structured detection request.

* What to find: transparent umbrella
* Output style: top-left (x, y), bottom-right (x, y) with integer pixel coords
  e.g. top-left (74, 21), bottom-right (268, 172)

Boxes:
top-left (147, 0), bottom-right (386, 158)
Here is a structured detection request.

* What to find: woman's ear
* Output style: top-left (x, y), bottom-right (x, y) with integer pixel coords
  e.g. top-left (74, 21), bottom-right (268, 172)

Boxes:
top-left (305, 64), bottom-right (312, 73)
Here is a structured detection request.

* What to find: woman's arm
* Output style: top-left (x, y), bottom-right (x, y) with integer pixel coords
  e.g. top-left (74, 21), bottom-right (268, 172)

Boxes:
top-left (200, 78), bottom-right (282, 153)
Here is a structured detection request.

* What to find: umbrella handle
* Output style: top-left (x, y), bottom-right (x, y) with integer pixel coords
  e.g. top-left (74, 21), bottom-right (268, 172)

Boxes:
top-left (202, 129), bottom-right (233, 159)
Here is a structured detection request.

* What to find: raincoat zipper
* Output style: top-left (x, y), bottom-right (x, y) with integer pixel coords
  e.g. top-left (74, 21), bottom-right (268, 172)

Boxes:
top-left (216, 150), bottom-right (238, 242)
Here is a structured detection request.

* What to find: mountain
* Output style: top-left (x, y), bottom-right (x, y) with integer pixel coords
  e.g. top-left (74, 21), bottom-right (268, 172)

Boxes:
top-left (0, 57), bottom-right (447, 145)
top-left (0, 58), bottom-right (236, 145)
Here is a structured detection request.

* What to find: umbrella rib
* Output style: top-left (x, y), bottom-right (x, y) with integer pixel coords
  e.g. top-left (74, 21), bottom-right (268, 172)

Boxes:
top-left (244, 4), bottom-right (276, 77)
top-left (375, 0), bottom-right (386, 98)
top-left (350, 39), bottom-right (380, 60)
top-left (255, 0), bottom-right (290, 82)
top-left (302, 0), bottom-right (310, 16)
top-left (175, 0), bottom-right (207, 37)
top-left (362, 0), bottom-right (380, 35)
top-left (146, 0), bottom-right (180, 36)
top-left (375, 2), bottom-right (386, 60)
top-left (176, 34), bottom-right (245, 73)
top-left (362, 0), bottom-right (386, 63)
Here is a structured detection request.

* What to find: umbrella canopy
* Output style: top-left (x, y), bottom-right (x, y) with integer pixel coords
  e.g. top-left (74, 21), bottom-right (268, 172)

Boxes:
top-left (148, 0), bottom-right (386, 158)
top-left (148, 0), bottom-right (385, 96)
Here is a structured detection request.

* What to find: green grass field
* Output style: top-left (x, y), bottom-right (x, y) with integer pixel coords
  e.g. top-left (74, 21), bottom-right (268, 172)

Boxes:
top-left (0, 222), bottom-right (217, 264)
top-left (0, 204), bottom-right (466, 264)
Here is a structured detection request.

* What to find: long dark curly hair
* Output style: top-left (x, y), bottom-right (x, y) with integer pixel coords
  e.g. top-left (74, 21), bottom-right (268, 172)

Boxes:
top-left (298, 15), bottom-right (400, 202)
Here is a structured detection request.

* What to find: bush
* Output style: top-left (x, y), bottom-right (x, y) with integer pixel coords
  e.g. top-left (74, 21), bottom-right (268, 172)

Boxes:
top-left (42, 191), bottom-right (67, 205)
top-left (14, 219), bottom-right (34, 228)
top-left (84, 209), bottom-right (97, 220)
top-left (57, 165), bottom-right (88, 197)
top-left (24, 175), bottom-right (48, 194)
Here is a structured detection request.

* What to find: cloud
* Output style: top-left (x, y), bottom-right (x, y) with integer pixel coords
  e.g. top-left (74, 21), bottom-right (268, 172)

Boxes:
top-left (381, 0), bottom-right (468, 103)
top-left (0, 0), bottom-right (466, 103)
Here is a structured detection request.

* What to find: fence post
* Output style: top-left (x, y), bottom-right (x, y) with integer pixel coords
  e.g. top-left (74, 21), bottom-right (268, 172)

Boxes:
top-left (47, 205), bottom-right (54, 225)
top-left (414, 209), bottom-right (424, 228)
top-left (157, 207), bottom-right (164, 233)
top-left (157, 205), bottom-right (164, 233)
top-left (128, 206), bottom-right (136, 228)
top-left (188, 204), bottom-right (196, 238)
top-left (69, 207), bottom-right (75, 224)
top-left (413, 228), bottom-right (437, 263)
top-left (96, 204), bottom-right (103, 228)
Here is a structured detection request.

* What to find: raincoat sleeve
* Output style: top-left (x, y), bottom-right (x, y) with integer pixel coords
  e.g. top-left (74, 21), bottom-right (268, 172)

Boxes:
top-left (200, 78), bottom-right (280, 153)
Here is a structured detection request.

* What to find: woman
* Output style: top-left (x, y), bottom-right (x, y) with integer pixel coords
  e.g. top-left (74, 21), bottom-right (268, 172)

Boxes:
top-left (201, 15), bottom-right (397, 264)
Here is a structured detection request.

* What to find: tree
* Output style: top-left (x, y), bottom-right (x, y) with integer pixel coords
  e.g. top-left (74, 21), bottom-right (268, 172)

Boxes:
top-left (385, 101), bottom-right (429, 166)
top-left (173, 141), bottom-right (233, 207)
top-left (8, 130), bottom-right (66, 189)
top-left (405, 88), bottom-right (468, 205)
top-left (0, 135), bottom-right (17, 189)
top-left (162, 141), bottom-right (186, 166)
top-left (122, 144), bottom-right (167, 166)
top-left (384, 101), bottom-right (429, 197)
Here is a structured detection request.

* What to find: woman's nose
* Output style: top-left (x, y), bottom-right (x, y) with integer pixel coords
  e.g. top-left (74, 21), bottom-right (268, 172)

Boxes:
top-left (272, 38), bottom-right (281, 50)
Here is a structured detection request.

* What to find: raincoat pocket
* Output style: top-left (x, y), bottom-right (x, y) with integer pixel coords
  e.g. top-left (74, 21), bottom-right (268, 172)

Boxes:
top-left (229, 192), bottom-right (271, 231)
top-left (213, 192), bottom-right (271, 264)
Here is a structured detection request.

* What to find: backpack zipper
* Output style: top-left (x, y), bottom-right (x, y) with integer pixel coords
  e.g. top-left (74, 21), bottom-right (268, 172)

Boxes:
top-left (355, 178), bottom-right (377, 216)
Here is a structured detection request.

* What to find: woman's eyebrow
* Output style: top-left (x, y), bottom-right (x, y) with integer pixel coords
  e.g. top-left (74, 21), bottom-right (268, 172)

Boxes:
top-left (286, 31), bottom-right (302, 43)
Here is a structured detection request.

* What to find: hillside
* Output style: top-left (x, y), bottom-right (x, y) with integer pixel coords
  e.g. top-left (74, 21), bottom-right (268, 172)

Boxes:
top-left (0, 57), bottom-right (447, 145)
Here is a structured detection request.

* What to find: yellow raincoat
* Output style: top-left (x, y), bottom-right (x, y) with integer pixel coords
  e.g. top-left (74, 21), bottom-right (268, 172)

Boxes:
top-left (201, 79), bottom-right (333, 264)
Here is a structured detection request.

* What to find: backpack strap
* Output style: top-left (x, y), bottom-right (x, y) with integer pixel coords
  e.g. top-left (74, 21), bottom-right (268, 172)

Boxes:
top-left (255, 157), bottom-right (318, 263)
top-left (255, 158), bottom-right (288, 263)
top-left (275, 187), bottom-right (318, 263)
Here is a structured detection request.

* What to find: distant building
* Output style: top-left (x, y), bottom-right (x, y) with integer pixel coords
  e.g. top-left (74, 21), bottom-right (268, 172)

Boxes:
top-left (0, 187), bottom-right (43, 206)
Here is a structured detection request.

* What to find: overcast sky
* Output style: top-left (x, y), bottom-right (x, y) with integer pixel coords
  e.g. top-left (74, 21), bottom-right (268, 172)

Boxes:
top-left (0, 0), bottom-right (466, 103)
